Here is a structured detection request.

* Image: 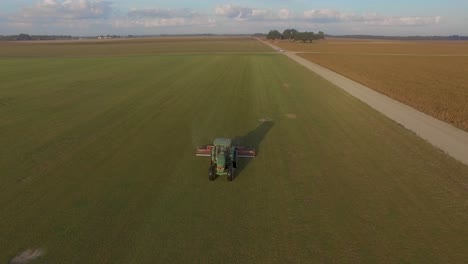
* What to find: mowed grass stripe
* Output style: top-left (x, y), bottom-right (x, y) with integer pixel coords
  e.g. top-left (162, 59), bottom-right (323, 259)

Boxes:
top-left (1, 54), bottom-right (467, 263)
top-left (1, 56), bottom-right (199, 186)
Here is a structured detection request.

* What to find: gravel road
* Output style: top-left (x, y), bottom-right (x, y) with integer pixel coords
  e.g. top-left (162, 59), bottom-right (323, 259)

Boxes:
top-left (259, 38), bottom-right (468, 166)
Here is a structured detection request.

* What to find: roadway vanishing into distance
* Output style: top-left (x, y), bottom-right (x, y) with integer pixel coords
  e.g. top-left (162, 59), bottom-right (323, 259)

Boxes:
top-left (258, 38), bottom-right (468, 166)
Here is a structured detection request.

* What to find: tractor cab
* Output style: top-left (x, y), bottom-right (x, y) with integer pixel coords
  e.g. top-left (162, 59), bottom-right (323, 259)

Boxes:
top-left (213, 138), bottom-right (232, 158)
top-left (213, 138), bottom-right (232, 150)
top-left (215, 145), bottom-right (227, 156)
top-left (212, 138), bottom-right (233, 178)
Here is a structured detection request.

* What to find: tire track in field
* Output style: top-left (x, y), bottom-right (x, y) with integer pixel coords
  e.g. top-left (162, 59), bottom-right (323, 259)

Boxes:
top-left (257, 38), bottom-right (468, 166)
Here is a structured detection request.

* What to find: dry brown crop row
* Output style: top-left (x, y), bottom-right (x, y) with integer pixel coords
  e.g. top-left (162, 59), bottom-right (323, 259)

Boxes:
top-left (277, 40), bottom-right (468, 55)
top-left (299, 53), bottom-right (468, 131)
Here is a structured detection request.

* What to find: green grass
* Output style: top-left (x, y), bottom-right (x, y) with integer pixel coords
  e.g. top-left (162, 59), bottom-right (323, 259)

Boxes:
top-left (0, 40), bottom-right (467, 263)
top-left (0, 38), bottom-right (272, 57)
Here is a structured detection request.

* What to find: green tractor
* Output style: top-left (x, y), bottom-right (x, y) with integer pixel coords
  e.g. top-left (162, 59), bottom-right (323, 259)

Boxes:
top-left (195, 138), bottom-right (256, 181)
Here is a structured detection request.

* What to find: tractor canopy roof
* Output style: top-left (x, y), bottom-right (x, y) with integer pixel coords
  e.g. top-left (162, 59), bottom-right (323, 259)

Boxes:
top-left (214, 138), bottom-right (232, 147)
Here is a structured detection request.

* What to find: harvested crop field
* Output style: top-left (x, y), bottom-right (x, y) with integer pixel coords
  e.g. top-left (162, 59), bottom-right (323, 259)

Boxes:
top-left (299, 53), bottom-right (468, 131)
top-left (1, 38), bottom-right (468, 263)
top-left (274, 39), bottom-right (468, 131)
top-left (276, 39), bottom-right (468, 55)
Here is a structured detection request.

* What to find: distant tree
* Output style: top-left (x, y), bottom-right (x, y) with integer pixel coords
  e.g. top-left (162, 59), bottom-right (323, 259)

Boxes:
top-left (266, 30), bottom-right (282, 40)
top-left (291, 29), bottom-right (299, 40)
top-left (297, 31), bottom-right (325, 42)
top-left (293, 32), bottom-right (303, 42)
top-left (282, 29), bottom-right (291, 40)
top-left (294, 31), bottom-right (315, 43)
top-left (17, 33), bottom-right (31, 41)
top-left (317, 31), bottom-right (325, 40)
top-left (306, 32), bottom-right (316, 42)
top-left (282, 29), bottom-right (298, 40)
top-left (267, 29), bottom-right (325, 43)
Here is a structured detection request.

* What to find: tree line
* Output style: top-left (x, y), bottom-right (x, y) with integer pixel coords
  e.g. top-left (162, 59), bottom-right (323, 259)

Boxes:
top-left (266, 29), bottom-right (325, 42)
top-left (0, 34), bottom-right (74, 41)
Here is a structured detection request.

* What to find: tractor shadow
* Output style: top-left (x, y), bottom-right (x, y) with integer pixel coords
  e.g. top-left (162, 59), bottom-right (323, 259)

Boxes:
top-left (232, 121), bottom-right (274, 180)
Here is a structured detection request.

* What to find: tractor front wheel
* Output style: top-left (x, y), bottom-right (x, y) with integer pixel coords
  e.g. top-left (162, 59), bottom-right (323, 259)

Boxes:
top-left (209, 166), bottom-right (216, 181)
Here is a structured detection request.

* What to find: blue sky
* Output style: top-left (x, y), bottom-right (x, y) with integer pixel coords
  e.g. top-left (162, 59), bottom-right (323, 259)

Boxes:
top-left (1, 0), bottom-right (467, 36)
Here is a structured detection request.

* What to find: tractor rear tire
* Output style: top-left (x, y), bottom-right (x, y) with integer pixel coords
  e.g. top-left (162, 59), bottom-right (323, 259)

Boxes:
top-left (227, 167), bottom-right (234, 181)
top-left (209, 166), bottom-right (216, 181)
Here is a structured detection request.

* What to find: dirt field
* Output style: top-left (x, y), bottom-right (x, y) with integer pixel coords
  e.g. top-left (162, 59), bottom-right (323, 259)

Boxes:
top-left (298, 54), bottom-right (468, 131)
top-left (276, 39), bottom-right (468, 55)
top-left (273, 39), bottom-right (468, 131)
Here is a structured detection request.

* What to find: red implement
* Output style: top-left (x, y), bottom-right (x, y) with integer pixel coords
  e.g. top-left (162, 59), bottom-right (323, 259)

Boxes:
top-left (195, 145), bottom-right (213, 157)
top-left (195, 145), bottom-right (256, 158)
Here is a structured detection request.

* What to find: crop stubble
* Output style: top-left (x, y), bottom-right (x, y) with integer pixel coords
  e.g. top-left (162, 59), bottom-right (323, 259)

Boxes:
top-left (275, 40), bottom-right (468, 131)
top-left (277, 39), bottom-right (468, 55)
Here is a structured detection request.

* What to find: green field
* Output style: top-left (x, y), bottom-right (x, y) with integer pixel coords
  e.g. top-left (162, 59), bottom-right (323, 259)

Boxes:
top-left (1, 39), bottom-right (467, 263)
top-left (0, 37), bottom-right (271, 57)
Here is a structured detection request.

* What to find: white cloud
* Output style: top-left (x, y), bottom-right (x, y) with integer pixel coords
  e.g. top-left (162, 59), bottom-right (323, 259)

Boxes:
top-left (215, 6), bottom-right (440, 27)
top-left (0, 2), bottom-right (447, 35)
top-left (303, 9), bottom-right (343, 22)
top-left (128, 8), bottom-right (199, 19)
top-left (19, 0), bottom-right (113, 21)
top-left (116, 8), bottom-right (214, 28)
top-left (0, 0), bottom-right (113, 33)
top-left (114, 17), bottom-right (215, 28)
top-left (365, 16), bottom-right (442, 26)
top-left (278, 9), bottom-right (291, 20)
top-left (214, 4), bottom-right (270, 20)
top-left (215, 4), bottom-right (247, 18)
top-left (301, 9), bottom-right (440, 26)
